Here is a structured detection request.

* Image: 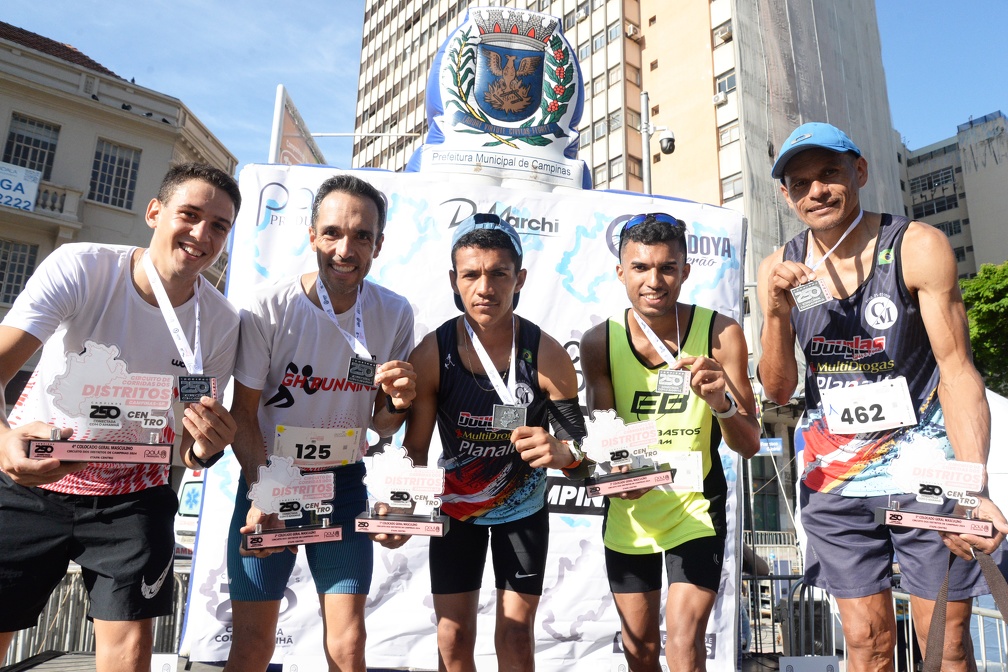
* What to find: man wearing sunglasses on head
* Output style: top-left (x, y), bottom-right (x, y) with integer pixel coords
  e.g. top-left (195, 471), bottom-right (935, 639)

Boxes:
top-left (581, 212), bottom-right (759, 672)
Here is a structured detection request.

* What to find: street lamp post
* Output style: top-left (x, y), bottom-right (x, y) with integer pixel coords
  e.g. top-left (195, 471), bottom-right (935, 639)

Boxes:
top-left (639, 90), bottom-right (674, 195)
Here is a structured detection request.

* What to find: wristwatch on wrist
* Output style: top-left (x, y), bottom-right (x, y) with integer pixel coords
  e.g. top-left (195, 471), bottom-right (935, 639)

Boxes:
top-left (711, 393), bottom-right (738, 419)
top-left (385, 394), bottom-right (410, 415)
top-left (563, 440), bottom-right (585, 469)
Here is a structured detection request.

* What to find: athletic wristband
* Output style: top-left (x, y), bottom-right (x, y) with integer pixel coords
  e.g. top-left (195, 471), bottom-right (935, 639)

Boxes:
top-left (191, 446), bottom-right (224, 469)
top-left (385, 395), bottom-right (410, 415)
top-left (711, 393), bottom-right (738, 419)
top-left (561, 440), bottom-right (585, 470)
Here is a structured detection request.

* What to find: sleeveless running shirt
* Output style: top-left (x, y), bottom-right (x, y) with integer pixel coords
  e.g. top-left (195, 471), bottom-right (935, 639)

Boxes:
top-left (605, 306), bottom-right (727, 553)
top-left (435, 316), bottom-right (549, 523)
top-left (785, 214), bottom-right (951, 496)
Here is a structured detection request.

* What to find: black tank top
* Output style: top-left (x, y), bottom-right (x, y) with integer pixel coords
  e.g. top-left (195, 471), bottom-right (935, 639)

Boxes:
top-left (785, 213), bottom-right (939, 413)
top-left (785, 214), bottom-right (947, 495)
top-left (434, 316), bottom-right (549, 522)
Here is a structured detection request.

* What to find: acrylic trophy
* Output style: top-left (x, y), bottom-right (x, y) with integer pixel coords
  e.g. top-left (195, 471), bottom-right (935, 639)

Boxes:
top-left (355, 444), bottom-right (449, 537)
top-left (27, 340), bottom-right (174, 465)
top-left (875, 449), bottom-right (994, 538)
top-left (242, 455), bottom-right (342, 551)
top-left (582, 409), bottom-right (704, 497)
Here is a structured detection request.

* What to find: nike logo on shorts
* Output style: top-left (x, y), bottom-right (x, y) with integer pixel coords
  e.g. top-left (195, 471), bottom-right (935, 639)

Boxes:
top-left (141, 558), bottom-right (173, 599)
top-left (515, 571), bottom-right (538, 579)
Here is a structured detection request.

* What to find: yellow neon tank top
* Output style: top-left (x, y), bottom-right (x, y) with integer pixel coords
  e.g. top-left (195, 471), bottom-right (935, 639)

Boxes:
top-left (604, 306), bottom-right (727, 553)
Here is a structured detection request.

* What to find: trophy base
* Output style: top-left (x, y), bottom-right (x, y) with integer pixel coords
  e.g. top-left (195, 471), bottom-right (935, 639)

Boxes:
top-left (354, 510), bottom-right (449, 537)
top-left (242, 523), bottom-right (343, 551)
top-left (585, 466), bottom-right (674, 497)
top-left (28, 439), bottom-right (171, 465)
top-left (875, 507), bottom-right (994, 537)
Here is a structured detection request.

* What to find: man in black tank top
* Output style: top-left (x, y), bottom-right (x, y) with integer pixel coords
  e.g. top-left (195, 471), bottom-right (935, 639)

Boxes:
top-left (404, 214), bottom-right (588, 671)
top-left (757, 122), bottom-right (1006, 672)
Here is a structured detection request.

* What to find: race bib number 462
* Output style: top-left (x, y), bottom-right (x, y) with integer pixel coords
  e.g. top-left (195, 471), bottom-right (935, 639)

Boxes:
top-left (819, 377), bottom-right (917, 435)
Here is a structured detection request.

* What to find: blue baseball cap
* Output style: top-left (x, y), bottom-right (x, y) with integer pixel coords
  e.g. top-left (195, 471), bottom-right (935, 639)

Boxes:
top-left (450, 213), bottom-right (523, 311)
top-left (771, 122), bottom-right (862, 180)
top-left (450, 213), bottom-right (523, 264)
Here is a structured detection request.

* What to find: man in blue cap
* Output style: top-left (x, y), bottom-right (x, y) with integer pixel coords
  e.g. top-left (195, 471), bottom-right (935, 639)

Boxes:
top-left (757, 122), bottom-right (1007, 672)
top-left (404, 213), bottom-right (588, 671)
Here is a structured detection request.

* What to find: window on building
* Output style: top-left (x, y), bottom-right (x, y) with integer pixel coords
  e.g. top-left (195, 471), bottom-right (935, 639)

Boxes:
top-left (650, 59), bottom-right (659, 71)
top-left (593, 31), bottom-right (606, 52)
top-left (716, 68), bottom-right (737, 94)
top-left (0, 238), bottom-right (38, 305)
top-left (608, 65), bottom-right (622, 87)
top-left (592, 74), bottom-right (606, 96)
top-left (609, 155), bottom-right (624, 178)
top-left (578, 40), bottom-right (590, 61)
top-left (747, 458), bottom-right (780, 530)
top-left (607, 21), bottom-right (621, 41)
top-left (953, 246), bottom-right (966, 262)
top-left (607, 110), bottom-right (622, 132)
top-left (934, 219), bottom-right (963, 237)
top-left (594, 163), bottom-right (608, 185)
top-left (712, 19), bottom-right (732, 45)
top-left (909, 166), bottom-right (955, 193)
top-left (564, 10), bottom-right (576, 29)
top-left (3, 113), bottom-right (60, 181)
top-left (627, 110), bottom-right (641, 131)
top-left (627, 64), bottom-right (641, 86)
top-left (653, 152), bottom-right (661, 164)
top-left (88, 139), bottom-right (141, 210)
top-left (651, 104), bottom-right (659, 116)
top-left (627, 156), bottom-right (643, 178)
top-left (579, 127), bottom-right (592, 148)
top-left (593, 119), bottom-right (607, 140)
top-left (721, 172), bottom-right (743, 201)
top-left (577, 1), bottom-right (589, 16)
top-left (718, 120), bottom-right (740, 147)
top-left (592, 0), bottom-right (605, 8)
top-left (648, 15), bottom-right (657, 26)
top-left (912, 194), bottom-right (958, 219)
top-left (539, 0), bottom-right (551, 10)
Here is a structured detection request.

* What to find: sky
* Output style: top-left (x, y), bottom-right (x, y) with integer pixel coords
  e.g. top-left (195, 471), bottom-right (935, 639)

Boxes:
top-left (4, 1), bottom-right (1006, 171)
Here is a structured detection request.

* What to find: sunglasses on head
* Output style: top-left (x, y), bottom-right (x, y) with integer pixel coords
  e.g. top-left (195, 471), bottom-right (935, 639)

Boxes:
top-left (619, 212), bottom-right (683, 246)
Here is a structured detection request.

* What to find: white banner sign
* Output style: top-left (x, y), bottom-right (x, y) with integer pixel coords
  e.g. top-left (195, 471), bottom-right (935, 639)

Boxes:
top-left (0, 161), bottom-right (41, 212)
top-left (181, 164), bottom-right (748, 671)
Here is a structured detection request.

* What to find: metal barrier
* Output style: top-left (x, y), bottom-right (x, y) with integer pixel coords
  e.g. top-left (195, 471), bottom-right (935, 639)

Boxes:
top-left (1, 566), bottom-right (190, 667)
top-left (5, 565), bottom-right (1004, 670)
top-left (741, 573), bottom-right (1008, 672)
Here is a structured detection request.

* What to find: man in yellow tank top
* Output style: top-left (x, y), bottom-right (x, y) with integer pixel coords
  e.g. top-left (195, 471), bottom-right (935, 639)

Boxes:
top-left (581, 213), bottom-right (759, 672)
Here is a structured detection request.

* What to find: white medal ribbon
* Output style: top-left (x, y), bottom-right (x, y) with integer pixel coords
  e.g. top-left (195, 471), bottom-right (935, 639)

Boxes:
top-left (141, 251), bottom-right (202, 374)
top-left (805, 209), bottom-right (864, 272)
top-left (315, 275), bottom-right (371, 359)
top-left (463, 316), bottom-right (517, 406)
top-left (631, 309), bottom-right (681, 369)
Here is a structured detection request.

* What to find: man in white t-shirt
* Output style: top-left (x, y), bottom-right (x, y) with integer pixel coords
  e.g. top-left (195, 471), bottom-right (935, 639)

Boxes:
top-left (223, 174), bottom-right (416, 672)
top-left (0, 163), bottom-right (242, 672)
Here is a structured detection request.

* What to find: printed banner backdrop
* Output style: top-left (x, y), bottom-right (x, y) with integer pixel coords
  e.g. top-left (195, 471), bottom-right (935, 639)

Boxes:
top-left (181, 164), bottom-right (748, 670)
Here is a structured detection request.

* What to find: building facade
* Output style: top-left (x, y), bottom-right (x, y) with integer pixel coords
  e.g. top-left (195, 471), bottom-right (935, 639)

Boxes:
top-left (899, 110), bottom-right (1008, 277)
top-left (1, 21), bottom-right (236, 402)
top-left (353, 0), bottom-right (903, 532)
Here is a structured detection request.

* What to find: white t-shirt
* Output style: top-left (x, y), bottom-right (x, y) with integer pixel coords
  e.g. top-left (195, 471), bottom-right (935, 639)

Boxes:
top-left (234, 276), bottom-right (414, 461)
top-left (3, 243), bottom-right (239, 496)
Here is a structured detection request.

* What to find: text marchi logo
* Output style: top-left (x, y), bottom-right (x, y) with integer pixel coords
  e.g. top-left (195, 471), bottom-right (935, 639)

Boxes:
top-left (442, 198), bottom-right (561, 236)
